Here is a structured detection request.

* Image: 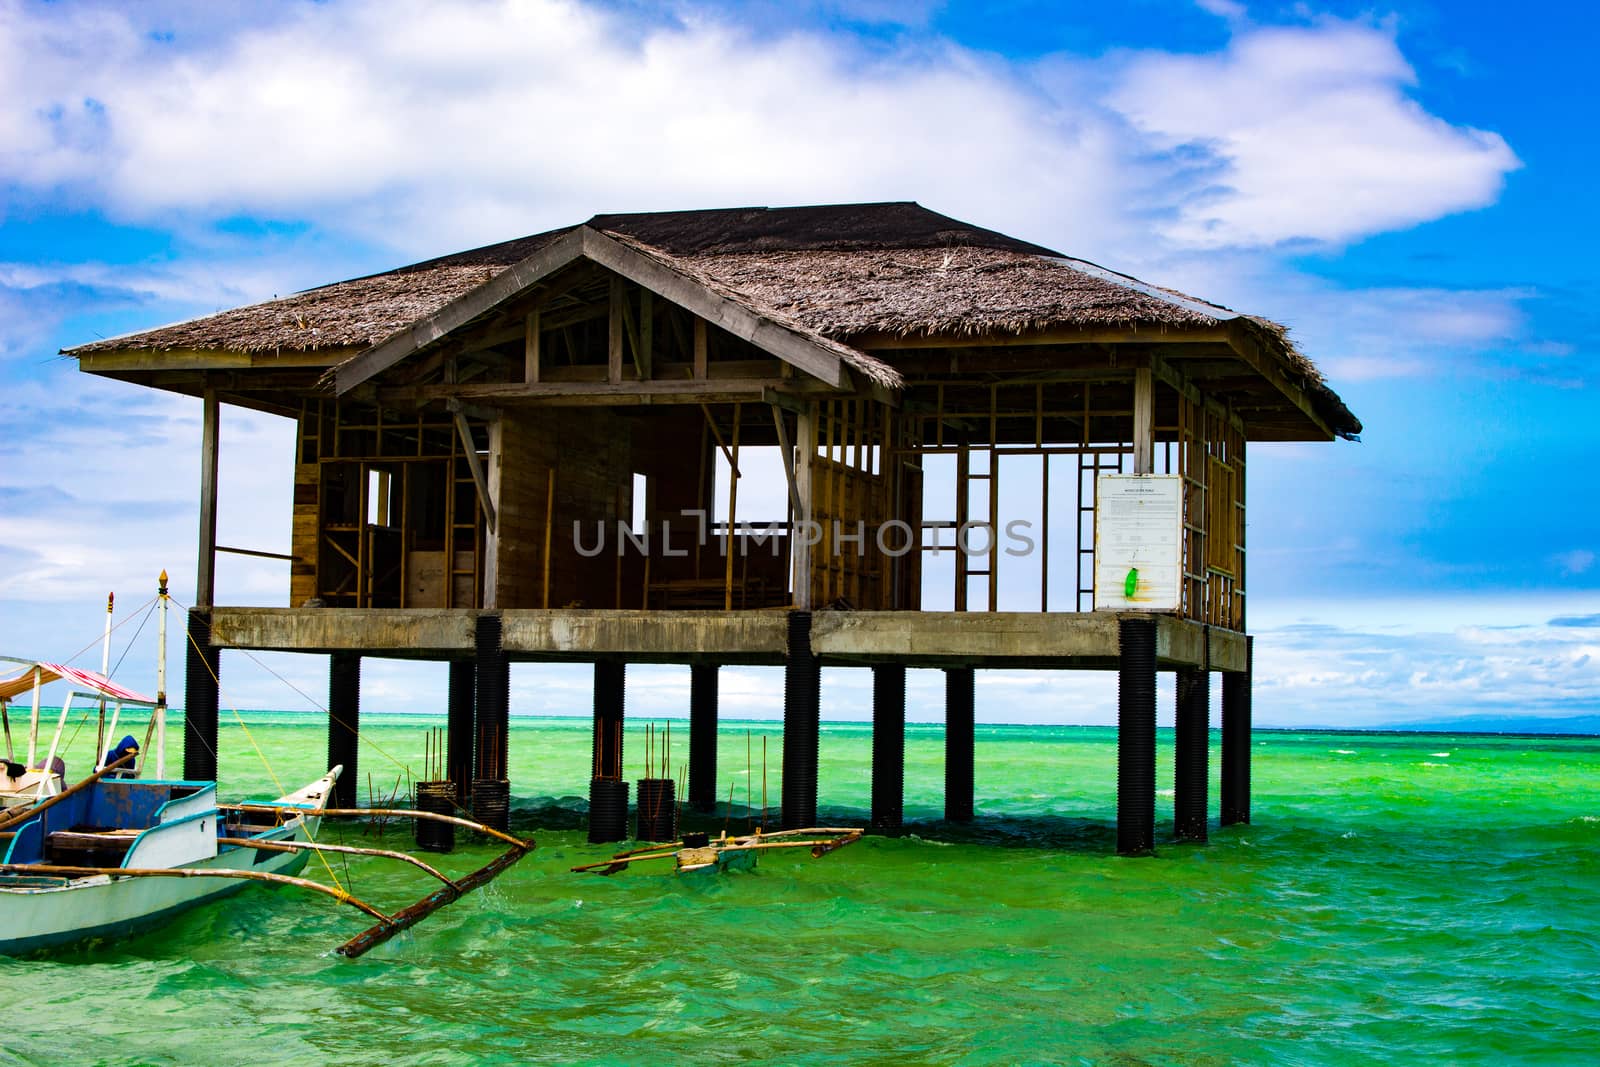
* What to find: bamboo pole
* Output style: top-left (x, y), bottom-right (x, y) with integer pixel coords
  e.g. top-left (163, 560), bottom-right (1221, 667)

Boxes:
top-left (222, 805), bottom-right (532, 853)
top-left (218, 837), bottom-right (457, 889)
top-left (0, 862), bottom-right (389, 922)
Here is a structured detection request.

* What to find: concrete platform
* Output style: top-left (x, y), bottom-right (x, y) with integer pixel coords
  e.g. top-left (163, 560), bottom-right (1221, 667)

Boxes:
top-left (205, 606), bottom-right (1246, 670)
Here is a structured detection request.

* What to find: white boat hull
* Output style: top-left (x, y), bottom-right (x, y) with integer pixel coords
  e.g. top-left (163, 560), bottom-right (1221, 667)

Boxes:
top-left (0, 768), bottom-right (338, 955)
top-left (0, 817), bottom-right (320, 954)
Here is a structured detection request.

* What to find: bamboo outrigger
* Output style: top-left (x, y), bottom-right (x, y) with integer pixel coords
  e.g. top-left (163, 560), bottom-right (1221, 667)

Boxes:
top-left (572, 826), bottom-right (863, 876)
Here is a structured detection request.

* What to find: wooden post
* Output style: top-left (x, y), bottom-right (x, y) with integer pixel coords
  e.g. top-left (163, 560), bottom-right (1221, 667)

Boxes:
top-left (692, 318), bottom-right (708, 379)
top-left (723, 403), bottom-right (741, 611)
top-left (1221, 637), bottom-right (1253, 826)
top-left (689, 663), bottom-right (718, 813)
top-left (328, 653), bottom-right (361, 809)
top-left (1133, 366), bottom-right (1154, 475)
top-left (793, 403), bottom-right (816, 610)
top-left (944, 668), bottom-right (974, 822)
top-left (196, 388), bottom-right (220, 608)
top-left (1117, 616), bottom-right (1158, 855)
top-left (871, 664), bottom-right (906, 832)
top-left (1174, 666), bottom-right (1209, 842)
top-left (524, 308), bottom-right (541, 384)
top-left (608, 277), bottom-right (624, 384)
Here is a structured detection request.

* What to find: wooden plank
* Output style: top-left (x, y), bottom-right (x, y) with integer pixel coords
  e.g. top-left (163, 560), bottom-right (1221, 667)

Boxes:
top-left (693, 318), bottom-right (708, 379)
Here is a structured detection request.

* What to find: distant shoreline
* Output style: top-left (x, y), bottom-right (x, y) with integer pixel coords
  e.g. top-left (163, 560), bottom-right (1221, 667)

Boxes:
top-left (24, 706), bottom-right (1593, 739)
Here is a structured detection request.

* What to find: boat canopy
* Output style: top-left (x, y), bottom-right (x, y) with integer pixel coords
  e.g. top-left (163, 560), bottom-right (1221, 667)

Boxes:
top-left (0, 661), bottom-right (155, 705)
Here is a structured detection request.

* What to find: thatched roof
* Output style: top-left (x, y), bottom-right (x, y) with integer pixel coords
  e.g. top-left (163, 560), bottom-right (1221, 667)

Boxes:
top-left (65, 202), bottom-right (1359, 436)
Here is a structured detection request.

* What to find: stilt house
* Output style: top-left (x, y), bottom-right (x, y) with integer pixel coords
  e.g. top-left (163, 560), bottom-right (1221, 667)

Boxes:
top-left (68, 203), bottom-right (1360, 853)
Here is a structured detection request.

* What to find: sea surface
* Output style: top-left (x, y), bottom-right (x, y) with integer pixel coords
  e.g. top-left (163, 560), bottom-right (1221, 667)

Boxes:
top-left (4, 714), bottom-right (1597, 1065)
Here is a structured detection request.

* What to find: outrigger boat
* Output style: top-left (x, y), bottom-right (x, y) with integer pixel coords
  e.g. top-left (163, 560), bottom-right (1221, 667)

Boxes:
top-left (572, 827), bottom-right (864, 876)
top-left (0, 575), bottom-right (536, 958)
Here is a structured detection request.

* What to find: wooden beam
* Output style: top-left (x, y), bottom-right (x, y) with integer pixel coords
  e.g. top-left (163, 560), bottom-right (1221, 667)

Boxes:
top-left (1223, 321), bottom-right (1336, 441)
top-left (793, 403), bottom-right (816, 610)
top-left (771, 404), bottom-right (805, 519)
top-left (448, 405), bottom-right (497, 535)
top-left (851, 325), bottom-right (1232, 351)
top-left (579, 228), bottom-right (849, 389)
top-left (523, 308), bottom-right (540, 384)
top-left (693, 319), bottom-right (707, 379)
top-left (387, 377), bottom-right (835, 405)
top-left (336, 227), bottom-right (587, 393)
top-left (608, 277), bottom-right (624, 385)
top-left (196, 389), bottom-right (220, 609)
top-left (1133, 366), bottom-right (1153, 474)
top-left (639, 289), bottom-right (654, 380)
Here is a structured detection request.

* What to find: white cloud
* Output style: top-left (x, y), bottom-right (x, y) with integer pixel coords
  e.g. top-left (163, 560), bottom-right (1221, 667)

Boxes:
top-left (0, 2), bottom-right (1519, 262)
top-left (1105, 18), bottom-right (1519, 249)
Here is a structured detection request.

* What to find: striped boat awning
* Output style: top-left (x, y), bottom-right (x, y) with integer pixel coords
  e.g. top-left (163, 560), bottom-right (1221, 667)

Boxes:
top-left (0, 662), bottom-right (154, 704)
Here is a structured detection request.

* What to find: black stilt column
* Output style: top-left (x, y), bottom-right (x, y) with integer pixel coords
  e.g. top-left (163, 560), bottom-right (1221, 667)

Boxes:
top-left (182, 610), bottom-right (220, 782)
top-left (1117, 616), bottom-right (1158, 856)
top-left (870, 664), bottom-right (906, 832)
top-left (1174, 667), bottom-right (1209, 842)
top-left (688, 663), bottom-right (719, 813)
top-left (327, 652), bottom-right (361, 809)
top-left (592, 660), bottom-right (626, 779)
top-left (473, 614), bottom-right (510, 830)
top-left (944, 668), bottom-right (975, 823)
top-left (781, 611), bottom-right (820, 830)
top-left (447, 658), bottom-right (476, 807)
top-left (1221, 636), bottom-right (1253, 826)
top-left (588, 659), bottom-right (628, 843)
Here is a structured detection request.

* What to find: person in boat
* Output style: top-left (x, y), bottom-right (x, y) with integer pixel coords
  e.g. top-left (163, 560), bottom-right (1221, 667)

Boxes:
top-left (101, 735), bottom-right (140, 778)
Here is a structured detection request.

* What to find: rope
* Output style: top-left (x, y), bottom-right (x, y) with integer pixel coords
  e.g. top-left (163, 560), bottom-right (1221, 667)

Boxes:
top-left (176, 616), bottom-right (343, 892)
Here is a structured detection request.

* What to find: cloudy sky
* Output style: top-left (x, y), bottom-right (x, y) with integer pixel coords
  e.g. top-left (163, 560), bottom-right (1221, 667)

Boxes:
top-left (1, 0), bottom-right (1595, 728)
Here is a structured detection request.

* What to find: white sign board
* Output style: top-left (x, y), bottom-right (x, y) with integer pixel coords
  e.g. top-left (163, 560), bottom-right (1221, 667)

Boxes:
top-left (1094, 474), bottom-right (1182, 612)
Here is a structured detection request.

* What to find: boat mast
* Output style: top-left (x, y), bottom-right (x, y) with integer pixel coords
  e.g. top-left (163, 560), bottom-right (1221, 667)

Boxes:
top-left (94, 591), bottom-right (112, 770)
top-left (156, 570), bottom-right (168, 778)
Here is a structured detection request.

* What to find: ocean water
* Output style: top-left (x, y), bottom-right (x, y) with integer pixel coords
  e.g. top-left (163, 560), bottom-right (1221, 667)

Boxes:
top-left (4, 714), bottom-right (1598, 1065)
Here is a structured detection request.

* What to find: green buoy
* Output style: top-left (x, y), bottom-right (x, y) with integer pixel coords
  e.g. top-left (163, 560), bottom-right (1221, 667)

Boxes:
top-left (1124, 568), bottom-right (1139, 598)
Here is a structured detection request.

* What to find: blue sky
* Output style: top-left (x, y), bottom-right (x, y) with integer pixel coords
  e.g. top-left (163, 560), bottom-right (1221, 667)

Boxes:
top-left (0, 0), bottom-right (1595, 726)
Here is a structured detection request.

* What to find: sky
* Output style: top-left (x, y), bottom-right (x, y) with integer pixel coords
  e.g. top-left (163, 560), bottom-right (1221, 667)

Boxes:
top-left (0, 0), bottom-right (1595, 728)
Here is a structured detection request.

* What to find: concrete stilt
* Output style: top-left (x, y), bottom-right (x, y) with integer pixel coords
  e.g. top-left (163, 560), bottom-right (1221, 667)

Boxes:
top-left (588, 658), bottom-right (628, 843)
top-left (1174, 667), bottom-right (1209, 842)
top-left (447, 658), bottom-right (476, 807)
top-left (1117, 616), bottom-right (1158, 856)
top-left (181, 610), bottom-right (220, 782)
top-left (1221, 636), bottom-right (1253, 826)
top-left (327, 652), bottom-right (361, 809)
top-left (944, 667), bottom-right (975, 823)
top-left (781, 611), bottom-right (820, 830)
top-left (688, 662), bottom-right (718, 813)
top-left (592, 659), bottom-right (626, 780)
top-left (871, 664), bottom-right (906, 832)
top-left (472, 614), bottom-right (510, 830)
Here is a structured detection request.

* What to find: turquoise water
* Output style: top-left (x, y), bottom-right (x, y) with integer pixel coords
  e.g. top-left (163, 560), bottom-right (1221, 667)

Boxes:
top-left (5, 715), bottom-right (1598, 1065)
